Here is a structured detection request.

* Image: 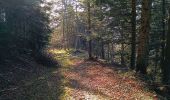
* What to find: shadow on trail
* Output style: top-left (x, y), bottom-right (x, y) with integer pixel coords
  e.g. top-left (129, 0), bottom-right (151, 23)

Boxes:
top-left (0, 53), bottom-right (65, 100)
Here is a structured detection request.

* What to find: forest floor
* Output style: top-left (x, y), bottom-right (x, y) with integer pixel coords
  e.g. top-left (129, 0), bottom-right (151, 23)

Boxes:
top-left (48, 49), bottom-right (158, 100)
top-left (0, 49), bottom-right (167, 100)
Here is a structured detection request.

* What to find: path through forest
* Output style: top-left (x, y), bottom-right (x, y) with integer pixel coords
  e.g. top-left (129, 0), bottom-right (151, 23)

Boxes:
top-left (49, 49), bottom-right (157, 100)
top-left (1, 49), bottom-right (160, 100)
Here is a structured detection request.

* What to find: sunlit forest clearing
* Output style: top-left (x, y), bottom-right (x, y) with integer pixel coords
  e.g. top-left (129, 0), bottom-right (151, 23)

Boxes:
top-left (0, 0), bottom-right (170, 100)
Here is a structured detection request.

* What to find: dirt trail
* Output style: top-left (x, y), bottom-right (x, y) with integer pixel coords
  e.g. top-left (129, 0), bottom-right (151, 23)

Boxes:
top-left (50, 49), bottom-right (157, 100)
top-left (0, 49), bottom-right (158, 100)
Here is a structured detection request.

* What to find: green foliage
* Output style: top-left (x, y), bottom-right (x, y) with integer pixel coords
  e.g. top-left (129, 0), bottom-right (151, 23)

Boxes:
top-left (49, 0), bottom-right (170, 84)
top-left (0, 0), bottom-right (51, 59)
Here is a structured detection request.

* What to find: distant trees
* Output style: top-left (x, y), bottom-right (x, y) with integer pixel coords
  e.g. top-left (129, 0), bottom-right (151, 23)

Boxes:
top-left (0, 0), bottom-right (51, 60)
top-left (51, 0), bottom-right (170, 84)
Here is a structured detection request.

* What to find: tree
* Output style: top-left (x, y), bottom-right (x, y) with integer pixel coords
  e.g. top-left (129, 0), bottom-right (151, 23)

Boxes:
top-left (163, 8), bottom-right (170, 84)
top-left (87, 0), bottom-right (92, 59)
top-left (161, 0), bottom-right (166, 81)
top-left (0, 0), bottom-right (51, 59)
top-left (130, 0), bottom-right (136, 70)
top-left (136, 0), bottom-right (151, 74)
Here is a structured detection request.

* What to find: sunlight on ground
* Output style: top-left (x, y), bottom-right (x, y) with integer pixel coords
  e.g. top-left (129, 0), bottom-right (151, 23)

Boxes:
top-left (46, 49), bottom-right (157, 100)
top-left (48, 49), bottom-right (109, 100)
top-left (62, 87), bottom-right (109, 100)
top-left (49, 49), bottom-right (68, 54)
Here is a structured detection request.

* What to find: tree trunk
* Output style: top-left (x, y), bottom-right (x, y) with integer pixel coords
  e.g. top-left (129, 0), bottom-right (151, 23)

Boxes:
top-left (75, 0), bottom-right (79, 50)
top-left (136, 0), bottom-right (151, 74)
top-left (121, 43), bottom-right (125, 66)
top-left (161, 0), bottom-right (166, 81)
top-left (101, 40), bottom-right (105, 59)
top-left (62, 0), bottom-right (66, 50)
top-left (87, 1), bottom-right (92, 59)
top-left (163, 9), bottom-right (170, 84)
top-left (107, 43), bottom-right (110, 60)
top-left (111, 43), bottom-right (115, 63)
top-left (130, 0), bottom-right (136, 70)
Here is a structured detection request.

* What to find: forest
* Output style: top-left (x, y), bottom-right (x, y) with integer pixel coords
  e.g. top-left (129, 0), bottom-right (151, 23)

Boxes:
top-left (0, 0), bottom-right (170, 99)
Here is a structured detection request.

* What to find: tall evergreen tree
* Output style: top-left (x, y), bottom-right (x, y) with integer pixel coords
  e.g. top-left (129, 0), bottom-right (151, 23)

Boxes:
top-left (87, 0), bottom-right (92, 59)
top-left (163, 8), bottom-right (170, 84)
top-left (0, 0), bottom-right (51, 58)
top-left (130, 0), bottom-right (137, 70)
top-left (136, 0), bottom-right (151, 74)
top-left (161, 0), bottom-right (166, 81)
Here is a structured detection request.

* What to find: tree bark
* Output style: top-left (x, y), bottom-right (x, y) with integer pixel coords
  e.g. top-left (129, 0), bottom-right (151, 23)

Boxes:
top-left (87, 1), bottom-right (92, 59)
top-left (161, 0), bottom-right (166, 81)
top-left (163, 9), bottom-right (170, 84)
top-left (101, 40), bottom-right (105, 59)
top-left (130, 0), bottom-right (136, 70)
top-left (121, 43), bottom-right (125, 66)
top-left (62, 0), bottom-right (66, 50)
top-left (136, 0), bottom-right (151, 74)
